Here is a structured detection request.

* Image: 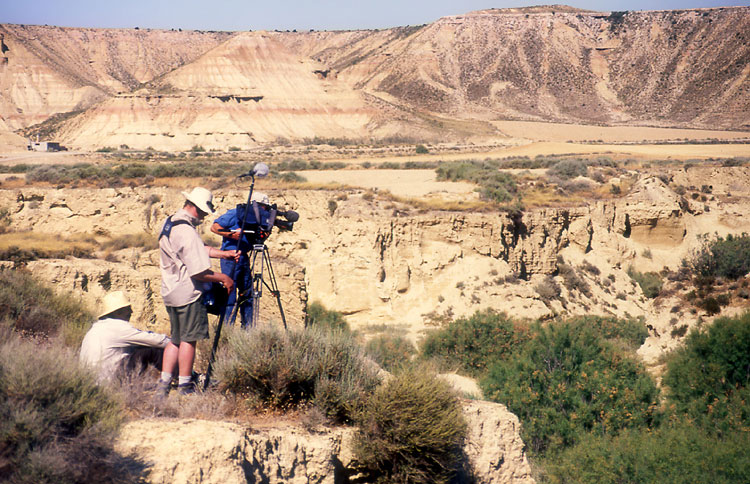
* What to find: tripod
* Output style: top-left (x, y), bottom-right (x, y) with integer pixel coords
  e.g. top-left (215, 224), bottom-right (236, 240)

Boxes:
top-left (234, 243), bottom-right (287, 329)
top-left (204, 162), bottom-right (288, 390)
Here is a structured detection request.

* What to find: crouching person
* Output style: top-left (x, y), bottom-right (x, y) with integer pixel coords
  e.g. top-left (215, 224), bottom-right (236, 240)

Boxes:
top-left (80, 291), bottom-right (170, 383)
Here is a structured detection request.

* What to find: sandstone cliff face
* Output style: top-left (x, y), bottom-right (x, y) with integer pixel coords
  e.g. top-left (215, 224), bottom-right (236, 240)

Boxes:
top-left (2, 6), bottom-right (747, 150)
top-left (4, 171), bottom-right (749, 359)
top-left (115, 400), bottom-right (534, 484)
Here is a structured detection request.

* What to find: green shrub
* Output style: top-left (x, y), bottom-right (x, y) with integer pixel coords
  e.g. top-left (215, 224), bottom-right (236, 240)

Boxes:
top-left (420, 310), bottom-right (527, 377)
top-left (697, 296), bottom-right (721, 315)
top-left (305, 301), bottom-right (349, 332)
top-left (686, 233), bottom-right (750, 280)
top-left (481, 320), bottom-right (659, 455)
top-left (25, 161), bottom-right (248, 186)
top-left (415, 144), bottom-right (429, 154)
top-left (627, 268), bottom-right (663, 298)
top-left (0, 269), bottom-right (93, 347)
top-left (215, 326), bottom-right (379, 423)
top-left (543, 423), bottom-right (750, 484)
top-left (435, 161), bottom-right (517, 204)
top-left (277, 171), bottom-right (307, 183)
top-left (365, 334), bottom-right (416, 372)
top-left (547, 159), bottom-right (588, 180)
top-left (327, 199), bottom-right (338, 216)
top-left (565, 315), bottom-right (649, 351)
top-left (663, 312), bottom-right (750, 434)
top-left (0, 333), bottom-right (136, 483)
top-left (352, 365), bottom-right (467, 483)
top-left (0, 206), bottom-right (12, 233)
top-left (535, 277), bottom-right (561, 302)
top-left (557, 259), bottom-right (592, 298)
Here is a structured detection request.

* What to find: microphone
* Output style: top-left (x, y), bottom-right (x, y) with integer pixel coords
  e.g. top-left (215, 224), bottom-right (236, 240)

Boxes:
top-left (237, 163), bottom-right (270, 178)
top-left (253, 163), bottom-right (269, 177)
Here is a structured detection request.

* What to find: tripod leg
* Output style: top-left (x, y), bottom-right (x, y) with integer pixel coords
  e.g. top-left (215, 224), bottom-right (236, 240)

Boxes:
top-left (203, 310), bottom-right (226, 391)
top-left (262, 249), bottom-right (287, 329)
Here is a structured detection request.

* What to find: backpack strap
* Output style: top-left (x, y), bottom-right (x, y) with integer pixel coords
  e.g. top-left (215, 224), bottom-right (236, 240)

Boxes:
top-left (159, 216), bottom-right (191, 240)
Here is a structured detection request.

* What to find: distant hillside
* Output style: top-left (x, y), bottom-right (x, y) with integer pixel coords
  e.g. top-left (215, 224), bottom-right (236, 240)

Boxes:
top-left (1, 6), bottom-right (748, 150)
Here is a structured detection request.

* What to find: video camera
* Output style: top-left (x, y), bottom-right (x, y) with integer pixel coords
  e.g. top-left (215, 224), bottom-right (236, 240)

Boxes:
top-left (235, 201), bottom-right (299, 248)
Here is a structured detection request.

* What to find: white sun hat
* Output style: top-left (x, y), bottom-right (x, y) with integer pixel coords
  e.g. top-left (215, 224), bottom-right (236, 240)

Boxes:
top-left (181, 187), bottom-right (215, 214)
top-left (98, 291), bottom-right (131, 319)
top-left (251, 191), bottom-right (269, 204)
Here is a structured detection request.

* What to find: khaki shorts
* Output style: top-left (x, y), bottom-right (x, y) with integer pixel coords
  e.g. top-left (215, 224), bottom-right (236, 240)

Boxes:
top-left (166, 298), bottom-right (209, 345)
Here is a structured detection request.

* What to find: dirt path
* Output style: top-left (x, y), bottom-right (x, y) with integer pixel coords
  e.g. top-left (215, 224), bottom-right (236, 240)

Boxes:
top-left (492, 120), bottom-right (750, 143)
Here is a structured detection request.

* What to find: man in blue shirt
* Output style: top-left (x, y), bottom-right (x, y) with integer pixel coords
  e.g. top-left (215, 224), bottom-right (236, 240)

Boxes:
top-left (210, 192), bottom-right (270, 327)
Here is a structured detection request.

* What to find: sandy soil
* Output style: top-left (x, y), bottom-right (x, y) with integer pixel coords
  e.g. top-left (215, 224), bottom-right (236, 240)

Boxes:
top-left (492, 120), bottom-right (750, 142)
top-left (0, 151), bottom-right (91, 165)
top-left (489, 141), bottom-right (750, 159)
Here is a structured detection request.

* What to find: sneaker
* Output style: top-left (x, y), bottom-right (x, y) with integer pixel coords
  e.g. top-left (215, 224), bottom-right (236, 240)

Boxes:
top-left (155, 379), bottom-right (171, 396)
top-left (177, 382), bottom-right (196, 395)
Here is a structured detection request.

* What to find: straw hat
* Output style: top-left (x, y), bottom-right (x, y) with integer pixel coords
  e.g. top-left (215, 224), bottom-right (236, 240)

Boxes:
top-left (181, 187), bottom-right (215, 215)
top-left (98, 291), bottom-right (131, 319)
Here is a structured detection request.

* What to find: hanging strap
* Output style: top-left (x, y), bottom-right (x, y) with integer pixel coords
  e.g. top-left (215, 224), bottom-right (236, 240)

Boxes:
top-left (159, 216), bottom-right (191, 240)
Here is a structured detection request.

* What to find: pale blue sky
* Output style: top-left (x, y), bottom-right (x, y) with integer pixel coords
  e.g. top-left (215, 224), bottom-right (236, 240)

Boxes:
top-left (1, 0), bottom-right (747, 31)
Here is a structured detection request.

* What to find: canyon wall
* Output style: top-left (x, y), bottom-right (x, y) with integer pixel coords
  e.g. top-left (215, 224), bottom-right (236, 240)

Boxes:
top-left (4, 167), bottom-right (750, 359)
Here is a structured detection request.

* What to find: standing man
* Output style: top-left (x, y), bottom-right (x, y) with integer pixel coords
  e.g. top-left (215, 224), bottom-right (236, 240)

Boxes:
top-left (80, 290), bottom-right (170, 383)
top-left (210, 191), bottom-right (270, 327)
top-left (157, 187), bottom-right (237, 395)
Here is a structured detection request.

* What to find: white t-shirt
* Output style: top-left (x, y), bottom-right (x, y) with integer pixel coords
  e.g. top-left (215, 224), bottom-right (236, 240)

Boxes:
top-left (159, 209), bottom-right (211, 307)
top-left (79, 317), bottom-right (169, 382)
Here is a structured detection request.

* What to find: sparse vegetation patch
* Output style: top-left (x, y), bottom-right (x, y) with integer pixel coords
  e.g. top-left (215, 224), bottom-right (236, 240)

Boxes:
top-left (0, 333), bottom-right (137, 484)
top-left (215, 325), bottom-right (379, 423)
top-left (0, 268), bottom-right (93, 346)
top-left (352, 365), bottom-right (467, 484)
top-left (436, 161), bottom-right (518, 204)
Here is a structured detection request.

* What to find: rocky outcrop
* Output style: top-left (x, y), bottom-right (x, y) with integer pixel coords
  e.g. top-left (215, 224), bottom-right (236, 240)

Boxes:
top-left (2, 170), bottom-right (749, 350)
top-left (0, 175), bottom-right (720, 335)
top-left (117, 420), bottom-right (347, 484)
top-left (115, 400), bottom-right (534, 484)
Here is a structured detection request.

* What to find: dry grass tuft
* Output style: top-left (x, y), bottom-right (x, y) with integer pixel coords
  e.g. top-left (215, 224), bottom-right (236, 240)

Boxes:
top-left (0, 231), bottom-right (98, 260)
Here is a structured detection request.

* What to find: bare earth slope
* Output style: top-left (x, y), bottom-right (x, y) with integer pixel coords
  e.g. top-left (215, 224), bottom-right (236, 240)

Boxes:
top-left (54, 32), bottom-right (375, 150)
top-left (326, 6), bottom-right (749, 130)
top-left (0, 25), bottom-right (233, 130)
top-left (1, 6), bottom-right (748, 150)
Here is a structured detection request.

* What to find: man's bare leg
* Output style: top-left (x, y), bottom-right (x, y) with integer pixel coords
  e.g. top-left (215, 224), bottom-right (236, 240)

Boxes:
top-left (178, 341), bottom-right (196, 377)
top-left (162, 342), bottom-right (179, 375)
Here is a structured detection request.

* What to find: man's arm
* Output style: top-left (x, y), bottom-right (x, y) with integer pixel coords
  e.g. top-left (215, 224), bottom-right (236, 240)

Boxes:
top-left (205, 245), bottom-right (240, 262)
top-left (116, 322), bottom-right (171, 348)
top-left (210, 222), bottom-right (241, 241)
top-left (192, 269), bottom-right (235, 294)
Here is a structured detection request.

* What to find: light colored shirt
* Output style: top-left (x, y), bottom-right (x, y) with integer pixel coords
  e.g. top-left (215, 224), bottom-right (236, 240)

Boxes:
top-left (159, 208), bottom-right (211, 307)
top-left (79, 317), bottom-right (169, 382)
